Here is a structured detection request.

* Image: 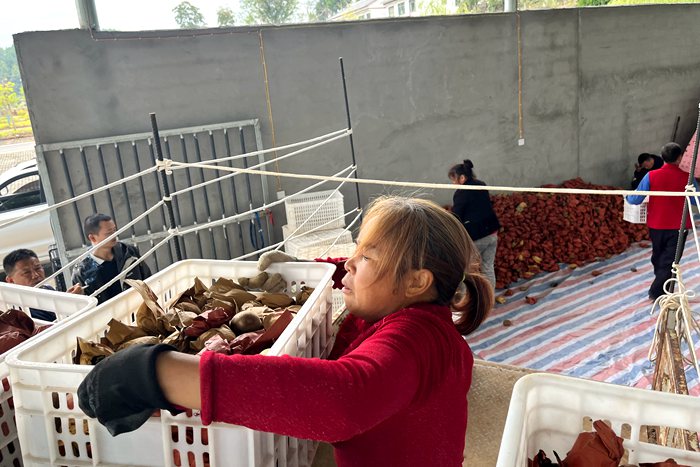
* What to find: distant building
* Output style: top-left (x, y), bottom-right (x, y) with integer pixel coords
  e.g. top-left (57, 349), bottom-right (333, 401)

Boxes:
top-left (331, 0), bottom-right (444, 20)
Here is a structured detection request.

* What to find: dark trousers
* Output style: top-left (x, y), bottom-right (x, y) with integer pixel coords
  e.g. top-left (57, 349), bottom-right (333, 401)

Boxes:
top-left (648, 228), bottom-right (687, 299)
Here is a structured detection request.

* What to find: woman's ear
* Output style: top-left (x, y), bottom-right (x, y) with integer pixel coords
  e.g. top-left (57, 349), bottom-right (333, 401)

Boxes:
top-left (405, 269), bottom-right (435, 299)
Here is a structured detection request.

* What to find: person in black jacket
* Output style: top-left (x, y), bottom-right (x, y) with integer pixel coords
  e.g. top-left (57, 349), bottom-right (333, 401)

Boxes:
top-left (448, 160), bottom-right (500, 288)
top-left (631, 153), bottom-right (663, 189)
top-left (72, 213), bottom-right (152, 304)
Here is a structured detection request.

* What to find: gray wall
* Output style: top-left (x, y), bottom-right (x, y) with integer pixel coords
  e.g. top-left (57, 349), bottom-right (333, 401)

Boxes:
top-left (14, 5), bottom-right (700, 238)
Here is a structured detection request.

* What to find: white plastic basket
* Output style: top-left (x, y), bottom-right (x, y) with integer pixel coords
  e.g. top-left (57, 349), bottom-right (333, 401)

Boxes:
top-left (0, 283), bottom-right (97, 467)
top-left (623, 200), bottom-right (648, 224)
top-left (496, 373), bottom-right (700, 467)
top-left (6, 260), bottom-right (335, 467)
top-left (284, 190), bottom-right (345, 233)
top-left (282, 226), bottom-right (354, 258)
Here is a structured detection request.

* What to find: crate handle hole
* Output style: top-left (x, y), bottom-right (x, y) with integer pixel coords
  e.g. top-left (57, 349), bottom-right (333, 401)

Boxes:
top-left (173, 449), bottom-right (182, 466)
top-left (54, 417), bottom-right (62, 434)
top-left (57, 440), bottom-right (66, 457)
top-left (201, 428), bottom-right (209, 446)
top-left (71, 441), bottom-right (80, 457)
top-left (51, 392), bottom-right (60, 409)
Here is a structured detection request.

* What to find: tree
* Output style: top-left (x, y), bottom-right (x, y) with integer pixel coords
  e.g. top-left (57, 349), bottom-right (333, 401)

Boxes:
top-left (0, 81), bottom-right (19, 130)
top-left (312, 0), bottom-right (353, 20)
top-left (217, 6), bottom-right (236, 26)
top-left (173, 1), bottom-right (206, 28)
top-left (241, 0), bottom-right (298, 24)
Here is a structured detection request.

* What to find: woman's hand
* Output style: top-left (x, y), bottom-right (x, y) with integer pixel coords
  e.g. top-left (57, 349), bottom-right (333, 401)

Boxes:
top-left (78, 344), bottom-right (182, 436)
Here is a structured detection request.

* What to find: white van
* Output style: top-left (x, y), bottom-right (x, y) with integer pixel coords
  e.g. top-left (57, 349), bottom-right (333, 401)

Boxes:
top-left (0, 160), bottom-right (54, 269)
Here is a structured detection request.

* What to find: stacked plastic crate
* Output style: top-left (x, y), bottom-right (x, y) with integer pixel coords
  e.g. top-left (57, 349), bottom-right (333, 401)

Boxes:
top-left (282, 190), bottom-right (356, 261)
top-left (283, 190), bottom-right (355, 316)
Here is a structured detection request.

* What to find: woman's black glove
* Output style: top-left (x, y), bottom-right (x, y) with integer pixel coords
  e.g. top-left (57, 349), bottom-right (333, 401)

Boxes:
top-left (78, 343), bottom-right (182, 436)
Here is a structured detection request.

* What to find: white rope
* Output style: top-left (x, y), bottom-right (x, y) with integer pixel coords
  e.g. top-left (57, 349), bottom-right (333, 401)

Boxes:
top-left (169, 130), bottom-right (351, 198)
top-left (162, 162), bottom-right (699, 199)
top-left (317, 209), bottom-right (363, 258)
top-left (177, 165), bottom-right (356, 236)
top-left (273, 168), bottom-right (357, 251)
top-left (38, 200), bottom-right (166, 288)
top-left (207, 128), bottom-right (350, 166)
top-left (90, 233), bottom-right (174, 299)
top-left (230, 210), bottom-right (358, 261)
top-left (0, 165), bottom-right (158, 230)
top-left (648, 265), bottom-right (700, 378)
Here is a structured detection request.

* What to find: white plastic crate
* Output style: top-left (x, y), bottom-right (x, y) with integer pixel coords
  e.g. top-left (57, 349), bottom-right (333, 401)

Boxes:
top-left (497, 373), bottom-right (700, 467)
top-left (284, 190), bottom-right (345, 233)
top-left (6, 260), bottom-right (335, 467)
top-left (282, 225), bottom-right (353, 258)
top-left (0, 283), bottom-right (97, 467)
top-left (623, 199), bottom-right (648, 224)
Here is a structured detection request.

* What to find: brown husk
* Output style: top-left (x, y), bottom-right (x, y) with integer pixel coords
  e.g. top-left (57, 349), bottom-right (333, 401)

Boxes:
top-left (74, 337), bottom-right (114, 365)
top-left (257, 293), bottom-right (294, 308)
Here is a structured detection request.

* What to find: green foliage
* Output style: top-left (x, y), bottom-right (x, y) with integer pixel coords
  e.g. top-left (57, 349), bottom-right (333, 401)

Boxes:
top-left (241, 0), bottom-right (298, 24)
top-left (577, 0), bottom-right (609, 5)
top-left (312, 0), bottom-right (353, 20)
top-left (173, 1), bottom-right (206, 28)
top-left (217, 6), bottom-right (236, 26)
top-left (609, 0), bottom-right (700, 4)
top-left (0, 47), bottom-right (21, 96)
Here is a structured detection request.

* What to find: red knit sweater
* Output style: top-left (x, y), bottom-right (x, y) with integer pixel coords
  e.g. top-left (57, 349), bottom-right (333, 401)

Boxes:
top-left (199, 302), bottom-right (473, 466)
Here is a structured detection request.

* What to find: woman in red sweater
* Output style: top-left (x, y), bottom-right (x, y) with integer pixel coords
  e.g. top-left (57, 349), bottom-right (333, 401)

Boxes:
top-left (78, 196), bottom-right (493, 466)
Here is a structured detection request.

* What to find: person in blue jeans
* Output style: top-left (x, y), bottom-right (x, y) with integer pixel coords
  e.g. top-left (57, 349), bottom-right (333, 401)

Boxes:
top-left (3, 248), bottom-right (83, 320)
top-left (448, 159), bottom-right (500, 289)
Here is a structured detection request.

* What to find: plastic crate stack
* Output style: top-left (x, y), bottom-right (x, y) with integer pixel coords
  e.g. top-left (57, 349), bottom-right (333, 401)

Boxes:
top-left (283, 190), bottom-right (355, 317)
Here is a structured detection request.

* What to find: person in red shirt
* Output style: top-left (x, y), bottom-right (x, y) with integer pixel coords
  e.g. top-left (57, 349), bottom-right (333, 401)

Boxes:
top-left (77, 196), bottom-right (493, 466)
top-left (627, 142), bottom-right (697, 300)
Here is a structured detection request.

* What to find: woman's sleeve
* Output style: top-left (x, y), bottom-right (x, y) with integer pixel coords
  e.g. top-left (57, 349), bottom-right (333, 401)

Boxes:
top-left (199, 317), bottom-right (425, 443)
top-left (452, 190), bottom-right (469, 224)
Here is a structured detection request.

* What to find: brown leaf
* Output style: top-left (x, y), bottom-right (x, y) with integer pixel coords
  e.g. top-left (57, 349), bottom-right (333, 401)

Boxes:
top-left (105, 319), bottom-right (148, 347)
top-left (257, 293), bottom-right (294, 308)
top-left (74, 337), bottom-right (114, 365)
top-left (116, 335), bottom-right (161, 351)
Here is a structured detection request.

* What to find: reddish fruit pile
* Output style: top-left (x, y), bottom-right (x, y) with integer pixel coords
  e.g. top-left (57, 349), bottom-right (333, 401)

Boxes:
top-left (492, 178), bottom-right (648, 289)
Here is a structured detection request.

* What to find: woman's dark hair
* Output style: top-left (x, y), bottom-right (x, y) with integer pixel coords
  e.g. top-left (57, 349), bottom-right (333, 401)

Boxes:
top-left (448, 159), bottom-right (476, 182)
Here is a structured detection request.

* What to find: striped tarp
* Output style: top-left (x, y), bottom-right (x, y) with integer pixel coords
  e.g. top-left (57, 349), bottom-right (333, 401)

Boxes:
top-left (467, 236), bottom-right (700, 395)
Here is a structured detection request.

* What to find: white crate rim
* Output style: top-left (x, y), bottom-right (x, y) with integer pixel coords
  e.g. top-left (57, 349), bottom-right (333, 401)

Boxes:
top-left (6, 260), bottom-right (335, 369)
top-left (497, 373), bottom-right (700, 467)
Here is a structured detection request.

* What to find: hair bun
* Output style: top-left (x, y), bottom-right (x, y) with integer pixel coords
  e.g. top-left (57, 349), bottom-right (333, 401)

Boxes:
top-left (463, 159), bottom-right (474, 169)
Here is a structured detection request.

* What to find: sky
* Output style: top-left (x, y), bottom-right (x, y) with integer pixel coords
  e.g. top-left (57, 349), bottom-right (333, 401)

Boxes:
top-left (1, 0), bottom-right (243, 48)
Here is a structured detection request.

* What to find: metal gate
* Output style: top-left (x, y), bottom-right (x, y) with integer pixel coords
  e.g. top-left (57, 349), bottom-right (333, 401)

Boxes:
top-left (36, 118), bottom-right (271, 285)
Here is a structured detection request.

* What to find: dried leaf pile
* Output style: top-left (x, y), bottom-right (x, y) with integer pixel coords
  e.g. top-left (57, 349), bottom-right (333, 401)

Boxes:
top-left (74, 272), bottom-right (315, 365)
top-left (530, 419), bottom-right (691, 467)
top-left (0, 309), bottom-right (51, 354)
top-left (493, 178), bottom-right (649, 288)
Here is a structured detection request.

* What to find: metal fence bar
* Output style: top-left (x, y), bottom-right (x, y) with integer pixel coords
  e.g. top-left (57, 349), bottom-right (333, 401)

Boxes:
top-left (193, 133), bottom-right (218, 259)
top-left (79, 147), bottom-right (98, 214)
top-left (179, 135), bottom-right (204, 259)
top-left (160, 136), bottom-right (186, 259)
top-left (96, 145), bottom-right (117, 221)
top-left (114, 143), bottom-right (136, 238)
top-left (39, 119), bottom-right (259, 152)
top-left (223, 128), bottom-right (246, 258)
top-left (209, 130), bottom-right (233, 259)
top-left (59, 149), bottom-right (84, 244)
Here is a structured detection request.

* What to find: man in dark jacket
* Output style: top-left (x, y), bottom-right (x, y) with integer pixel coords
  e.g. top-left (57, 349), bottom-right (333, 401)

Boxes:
top-left (72, 213), bottom-right (151, 304)
top-left (631, 153), bottom-right (663, 189)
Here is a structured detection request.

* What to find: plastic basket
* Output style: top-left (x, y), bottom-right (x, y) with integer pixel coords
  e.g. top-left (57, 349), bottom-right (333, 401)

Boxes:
top-left (623, 200), bottom-right (648, 224)
top-left (0, 283), bottom-right (97, 467)
top-left (282, 226), bottom-right (354, 258)
top-left (496, 373), bottom-right (700, 467)
top-left (284, 190), bottom-right (345, 233)
top-left (6, 260), bottom-right (335, 467)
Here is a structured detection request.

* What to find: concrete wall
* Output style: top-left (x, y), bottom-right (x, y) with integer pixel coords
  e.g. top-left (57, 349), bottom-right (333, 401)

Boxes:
top-left (14, 5), bottom-right (700, 244)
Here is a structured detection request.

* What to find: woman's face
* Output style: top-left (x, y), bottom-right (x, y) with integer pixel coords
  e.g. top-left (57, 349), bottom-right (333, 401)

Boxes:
top-left (450, 175), bottom-right (466, 185)
top-left (341, 229), bottom-right (406, 322)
